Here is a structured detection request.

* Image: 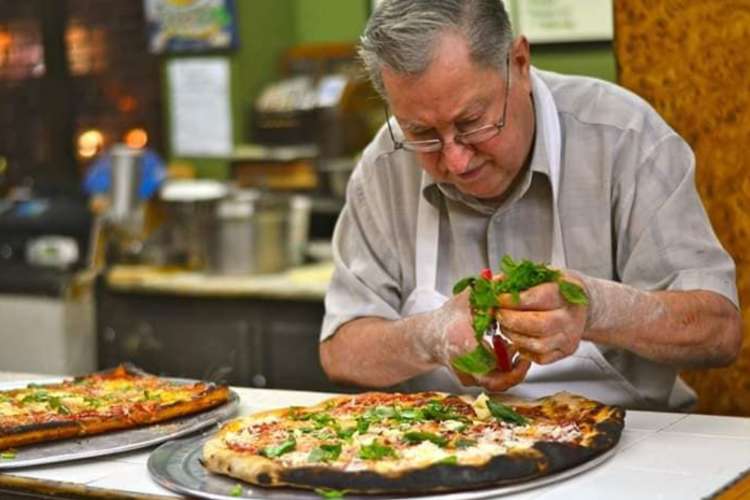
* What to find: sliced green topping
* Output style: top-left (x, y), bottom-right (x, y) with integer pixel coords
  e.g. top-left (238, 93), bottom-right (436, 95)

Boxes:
top-left (315, 488), bottom-right (346, 498)
top-left (1, 450), bottom-right (16, 460)
top-left (394, 408), bottom-right (423, 421)
top-left (142, 389), bottom-right (159, 401)
top-left (335, 426), bottom-right (357, 439)
top-left (261, 438), bottom-right (296, 458)
top-left (402, 431), bottom-right (447, 447)
top-left (438, 455), bottom-right (458, 465)
top-left (308, 443), bottom-right (342, 463)
top-left (421, 400), bottom-right (466, 422)
top-left (229, 483), bottom-right (243, 496)
top-left (355, 417), bottom-right (371, 434)
top-left (358, 441), bottom-right (396, 460)
top-left (296, 411), bottom-right (336, 429)
top-left (486, 399), bottom-right (528, 425)
top-left (21, 391), bottom-right (70, 415)
top-left (83, 396), bottom-right (102, 408)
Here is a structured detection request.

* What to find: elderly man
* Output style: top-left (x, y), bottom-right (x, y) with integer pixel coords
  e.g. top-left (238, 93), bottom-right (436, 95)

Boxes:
top-left (319, 0), bottom-right (741, 410)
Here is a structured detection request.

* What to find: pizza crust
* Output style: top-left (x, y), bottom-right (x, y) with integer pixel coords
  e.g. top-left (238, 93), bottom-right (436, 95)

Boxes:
top-left (0, 364), bottom-right (231, 450)
top-left (202, 391), bottom-right (625, 494)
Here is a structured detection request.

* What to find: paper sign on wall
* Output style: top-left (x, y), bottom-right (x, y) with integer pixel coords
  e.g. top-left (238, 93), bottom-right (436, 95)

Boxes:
top-left (167, 58), bottom-right (232, 157)
top-left (515, 0), bottom-right (613, 43)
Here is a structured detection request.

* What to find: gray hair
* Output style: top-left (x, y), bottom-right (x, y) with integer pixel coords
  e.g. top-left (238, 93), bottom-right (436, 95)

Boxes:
top-left (359, 0), bottom-right (514, 98)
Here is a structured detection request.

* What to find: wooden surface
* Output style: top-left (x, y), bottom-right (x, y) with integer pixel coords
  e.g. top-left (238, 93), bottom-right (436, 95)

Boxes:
top-left (613, 0), bottom-right (750, 415)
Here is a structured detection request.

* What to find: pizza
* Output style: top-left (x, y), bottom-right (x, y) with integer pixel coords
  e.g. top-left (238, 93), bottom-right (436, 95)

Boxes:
top-left (0, 364), bottom-right (230, 451)
top-left (202, 391), bottom-right (624, 494)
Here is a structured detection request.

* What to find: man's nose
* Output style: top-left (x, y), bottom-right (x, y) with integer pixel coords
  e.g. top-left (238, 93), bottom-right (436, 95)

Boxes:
top-left (441, 139), bottom-right (474, 174)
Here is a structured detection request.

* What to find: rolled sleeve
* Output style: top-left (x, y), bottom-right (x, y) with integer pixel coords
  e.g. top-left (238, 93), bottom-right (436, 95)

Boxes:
top-left (320, 158), bottom-right (405, 342)
top-left (617, 135), bottom-right (739, 307)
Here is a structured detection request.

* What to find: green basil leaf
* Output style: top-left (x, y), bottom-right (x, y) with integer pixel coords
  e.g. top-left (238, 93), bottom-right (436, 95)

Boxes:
top-left (420, 401), bottom-right (463, 421)
top-left (558, 280), bottom-right (589, 305)
top-left (261, 438), bottom-right (296, 458)
top-left (355, 417), bottom-right (370, 434)
top-left (472, 313), bottom-right (493, 339)
top-left (335, 426), bottom-right (356, 439)
top-left (486, 399), bottom-right (527, 426)
top-left (308, 442), bottom-right (342, 462)
top-left (470, 278), bottom-right (497, 309)
top-left (358, 441), bottom-right (396, 460)
top-left (315, 488), bottom-right (347, 498)
top-left (451, 345), bottom-right (497, 375)
top-left (500, 254), bottom-right (518, 275)
top-left (395, 408), bottom-right (424, 422)
top-left (452, 276), bottom-right (475, 295)
top-left (402, 431), bottom-right (448, 447)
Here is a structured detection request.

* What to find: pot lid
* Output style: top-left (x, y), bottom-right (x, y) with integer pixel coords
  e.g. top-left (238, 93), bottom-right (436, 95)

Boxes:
top-left (160, 180), bottom-right (227, 202)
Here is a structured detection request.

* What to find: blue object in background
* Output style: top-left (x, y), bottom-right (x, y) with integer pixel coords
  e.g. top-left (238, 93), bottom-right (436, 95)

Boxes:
top-left (83, 148), bottom-right (166, 200)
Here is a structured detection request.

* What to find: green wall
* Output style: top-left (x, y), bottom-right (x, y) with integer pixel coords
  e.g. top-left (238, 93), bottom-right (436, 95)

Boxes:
top-left (164, 1), bottom-right (614, 178)
top-left (532, 43), bottom-right (616, 82)
top-left (165, 0), bottom-right (369, 179)
top-left (293, 0), bottom-right (368, 43)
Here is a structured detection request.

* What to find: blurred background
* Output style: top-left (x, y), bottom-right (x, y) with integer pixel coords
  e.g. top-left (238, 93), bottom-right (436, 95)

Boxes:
top-left (0, 0), bottom-right (746, 416)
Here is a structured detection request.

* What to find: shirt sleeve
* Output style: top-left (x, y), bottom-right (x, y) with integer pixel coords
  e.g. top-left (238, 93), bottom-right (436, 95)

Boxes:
top-left (320, 155), bottom-right (406, 342)
top-left (614, 133), bottom-right (739, 307)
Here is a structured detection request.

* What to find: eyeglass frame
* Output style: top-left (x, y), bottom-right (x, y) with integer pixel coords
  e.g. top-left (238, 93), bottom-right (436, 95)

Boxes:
top-left (385, 54), bottom-right (512, 153)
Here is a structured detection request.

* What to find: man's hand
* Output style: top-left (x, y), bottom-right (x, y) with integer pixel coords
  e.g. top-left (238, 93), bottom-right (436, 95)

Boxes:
top-left (413, 290), bottom-right (531, 391)
top-left (496, 272), bottom-right (588, 365)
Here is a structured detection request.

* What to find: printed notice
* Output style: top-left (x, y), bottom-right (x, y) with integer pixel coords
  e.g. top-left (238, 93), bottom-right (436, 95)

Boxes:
top-left (168, 58), bottom-right (232, 157)
top-left (516, 0), bottom-right (612, 43)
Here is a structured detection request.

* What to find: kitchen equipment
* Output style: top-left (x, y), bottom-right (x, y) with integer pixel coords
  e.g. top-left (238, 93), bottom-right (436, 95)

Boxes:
top-left (209, 189), bottom-right (291, 275)
top-left (108, 144), bottom-right (144, 225)
top-left (25, 235), bottom-right (79, 269)
top-left (159, 179), bottom-right (227, 270)
top-left (288, 194), bottom-right (311, 266)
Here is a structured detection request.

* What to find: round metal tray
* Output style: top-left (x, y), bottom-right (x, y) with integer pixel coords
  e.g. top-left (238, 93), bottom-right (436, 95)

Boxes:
top-left (148, 433), bottom-right (618, 500)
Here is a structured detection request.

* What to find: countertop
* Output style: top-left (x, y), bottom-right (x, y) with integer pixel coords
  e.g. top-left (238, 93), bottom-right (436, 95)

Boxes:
top-left (105, 262), bottom-right (334, 300)
top-left (1, 372), bottom-right (749, 500)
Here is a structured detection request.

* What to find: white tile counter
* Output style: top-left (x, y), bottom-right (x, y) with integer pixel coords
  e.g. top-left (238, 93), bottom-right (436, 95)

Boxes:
top-left (1, 379), bottom-right (749, 499)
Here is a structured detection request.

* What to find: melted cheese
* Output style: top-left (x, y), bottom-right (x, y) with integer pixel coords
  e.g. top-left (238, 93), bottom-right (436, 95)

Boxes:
top-left (472, 393), bottom-right (492, 420)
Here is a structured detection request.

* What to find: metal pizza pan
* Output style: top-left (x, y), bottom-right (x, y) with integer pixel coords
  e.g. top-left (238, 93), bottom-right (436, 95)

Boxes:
top-left (148, 433), bottom-right (618, 500)
top-left (0, 379), bottom-right (239, 469)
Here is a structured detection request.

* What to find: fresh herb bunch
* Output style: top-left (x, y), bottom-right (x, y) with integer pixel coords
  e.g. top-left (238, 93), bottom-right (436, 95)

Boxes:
top-left (451, 255), bottom-right (589, 375)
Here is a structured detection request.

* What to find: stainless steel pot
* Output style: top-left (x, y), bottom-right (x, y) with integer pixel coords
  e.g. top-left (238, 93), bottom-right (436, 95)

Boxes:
top-left (159, 180), bottom-right (228, 270)
top-left (209, 190), bottom-right (292, 275)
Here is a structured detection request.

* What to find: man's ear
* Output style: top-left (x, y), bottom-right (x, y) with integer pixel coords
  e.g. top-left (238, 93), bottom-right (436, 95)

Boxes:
top-left (510, 36), bottom-right (532, 92)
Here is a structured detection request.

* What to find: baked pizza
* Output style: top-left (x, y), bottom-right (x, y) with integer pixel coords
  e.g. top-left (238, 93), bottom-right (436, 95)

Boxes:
top-left (0, 364), bottom-right (230, 451)
top-left (202, 391), bottom-right (624, 494)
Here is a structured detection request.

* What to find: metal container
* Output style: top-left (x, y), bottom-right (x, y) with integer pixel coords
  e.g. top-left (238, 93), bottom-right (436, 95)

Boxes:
top-left (160, 180), bottom-right (228, 270)
top-left (209, 190), bottom-right (291, 275)
top-left (109, 144), bottom-right (143, 224)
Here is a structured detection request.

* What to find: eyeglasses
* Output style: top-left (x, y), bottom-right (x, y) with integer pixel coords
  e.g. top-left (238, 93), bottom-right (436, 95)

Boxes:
top-left (385, 55), bottom-right (511, 154)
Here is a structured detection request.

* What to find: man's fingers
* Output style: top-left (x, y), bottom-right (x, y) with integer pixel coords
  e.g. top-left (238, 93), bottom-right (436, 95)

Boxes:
top-left (506, 330), bottom-right (580, 361)
top-left (476, 357), bottom-right (531, 392)
top-left (499, 309), bottom-right (569, 337)
top-left (496, 282), bottom-right (566, 310)
top-left (454, 369), bottom-right (478, 387)
top-left (516, 345), bottom-right (571, 365)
